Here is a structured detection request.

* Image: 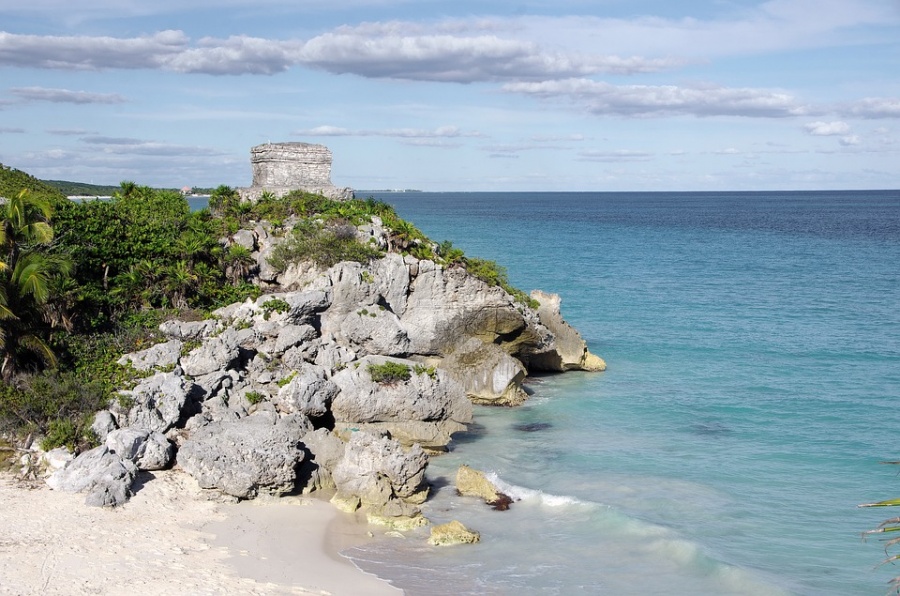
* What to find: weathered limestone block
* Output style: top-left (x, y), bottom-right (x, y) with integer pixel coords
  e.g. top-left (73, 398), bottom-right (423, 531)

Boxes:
top-left (440, 337), bottom-right (528, 406)
top-left (339, 305), bottom-right (410, 356)
top-left (428, 520), bottom-right (481, 546)
top-left (180, 336), bottom-right (241, 377)
top-left (105, 428), bottom-right (174, 471)
top-left (526, 290), bottom-right (607, 372)
top-left (331, 355), bottom-right (472, 449)
top-left (296, 428), bottom-right (346, 493)
top-left (159, 319), bottom-right (217, 341)
top-left (47, 446), bottom-right (138, 507)
top-left (177, 412), bottom-right (312, 499)
top-left (118, 339), bottom-right (182, 371)
top-left (331, 431), bottom-right (428, 518)
top-left (401, 263), bottom-right (540, 355)
top-left (118, 372), bottom-right (193, 433)
top-left (272, 362), bottom-right (338, 418)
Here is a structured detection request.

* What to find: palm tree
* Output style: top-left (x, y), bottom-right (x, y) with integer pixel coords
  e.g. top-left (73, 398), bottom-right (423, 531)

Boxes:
top-left (0, 189), bottom-right (72, 380)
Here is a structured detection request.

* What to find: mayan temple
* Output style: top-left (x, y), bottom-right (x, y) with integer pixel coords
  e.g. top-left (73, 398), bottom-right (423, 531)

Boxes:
top-left (239, 142), bottom-right (354, 201)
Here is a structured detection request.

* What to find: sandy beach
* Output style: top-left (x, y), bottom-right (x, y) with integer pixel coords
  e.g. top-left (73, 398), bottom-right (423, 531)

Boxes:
top-left (0, 470), bottom-right (401, 595)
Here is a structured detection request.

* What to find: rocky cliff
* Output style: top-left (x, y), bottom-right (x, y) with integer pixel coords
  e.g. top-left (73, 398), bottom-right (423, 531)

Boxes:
top-left (45, 208), bottom-right (604, 530)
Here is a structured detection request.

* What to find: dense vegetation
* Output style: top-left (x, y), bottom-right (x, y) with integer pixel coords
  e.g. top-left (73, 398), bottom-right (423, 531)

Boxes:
top-left (0, 164), bottom-right (534, 453)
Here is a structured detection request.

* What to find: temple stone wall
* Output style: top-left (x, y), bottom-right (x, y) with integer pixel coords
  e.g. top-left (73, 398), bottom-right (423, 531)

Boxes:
top-left (240, 142), bottom-right (353, 201)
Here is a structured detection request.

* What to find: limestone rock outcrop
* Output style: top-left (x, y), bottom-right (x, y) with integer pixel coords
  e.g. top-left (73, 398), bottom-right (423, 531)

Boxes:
top-left (239, 142), bottom-right (353, 201)
top-left (331, 355), bottom-right (472, 451)
top-left (46, 201), bottom-right (603, 528)
top-left (526, 290), bottom-right (607, 372)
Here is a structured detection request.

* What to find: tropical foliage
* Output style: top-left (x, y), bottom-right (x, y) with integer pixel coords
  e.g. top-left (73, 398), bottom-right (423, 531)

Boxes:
top-left (860, 462), bottom-right (900, 594)
top-left (0, 189), bottom-right (72, 380)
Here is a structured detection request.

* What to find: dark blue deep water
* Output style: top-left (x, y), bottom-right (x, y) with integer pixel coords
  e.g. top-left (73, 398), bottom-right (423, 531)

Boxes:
top-left (337, 190), bottom-right (900, 595)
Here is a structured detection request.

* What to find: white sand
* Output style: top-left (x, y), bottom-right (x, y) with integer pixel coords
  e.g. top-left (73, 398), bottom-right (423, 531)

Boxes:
top-left (0, 471), bottom-right (401, 595)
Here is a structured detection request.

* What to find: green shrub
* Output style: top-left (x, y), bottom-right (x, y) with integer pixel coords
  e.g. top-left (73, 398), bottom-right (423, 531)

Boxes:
top-left (412, 364), bottom-right (437, 379)
top-left (268, 220), bottom-right (383, 271)
top-left (261, 297), bottom-right (290, 320)
top-left (367, 361), bottom-right (411, 384)
top-left (245, 391), bottom-right (266, 405)
top-left (276, 371), bottom-right (296, 387)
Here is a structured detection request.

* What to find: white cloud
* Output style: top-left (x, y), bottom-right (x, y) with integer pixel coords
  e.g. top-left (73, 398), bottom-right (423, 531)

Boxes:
top-left (839, 135), bottom-right (861, 146)
top-left (843, 97), bottom-right (900, 119)
top-left (0, 28), bottom-right (679, 80)
top-left (294, 125), bottom-right (481, 138)
top-left (804, 121), bottom-right (851, 135)
top-left (9, 86), bottom-right (127, 104)
top-left (503, 79), bottom-right (809, 118)
top-left (577, 149), bottom-right (653, 162)
top-left (0, 30), bottom-right (187, 70)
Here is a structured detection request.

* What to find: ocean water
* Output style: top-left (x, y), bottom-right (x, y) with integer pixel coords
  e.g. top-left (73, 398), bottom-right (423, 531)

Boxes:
top-left (340, 191), bottom-right (900, 595)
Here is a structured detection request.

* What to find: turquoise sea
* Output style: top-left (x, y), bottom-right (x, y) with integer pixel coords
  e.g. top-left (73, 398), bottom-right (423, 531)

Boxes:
top-left (337, 191), bottom-right (900, 595)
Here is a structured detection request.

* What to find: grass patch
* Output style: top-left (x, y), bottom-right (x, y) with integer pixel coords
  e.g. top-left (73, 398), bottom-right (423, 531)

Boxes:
top-left (367, 361), bottom-right (411, 384)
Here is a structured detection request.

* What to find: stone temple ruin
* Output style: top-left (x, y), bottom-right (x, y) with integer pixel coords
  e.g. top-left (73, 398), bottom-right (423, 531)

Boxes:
top-left (239, 142), bottom-right (353, 201)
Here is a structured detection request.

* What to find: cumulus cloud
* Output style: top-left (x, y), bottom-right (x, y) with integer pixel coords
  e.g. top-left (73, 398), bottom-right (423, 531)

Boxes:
top-left (839, 135), bottom-right (861, 146)
top-left (0, 30), bottom-right (187, 70)
top-left (296, 25), bottom-right (680, 82)
top-left (9, 86), bottom-right (127, 104)
top-left (804, 121), bottom-right (850, 135)
top-left (503, 79), bottom-right (809, 118)
top-left (0, 27), bottom-right (678, 80)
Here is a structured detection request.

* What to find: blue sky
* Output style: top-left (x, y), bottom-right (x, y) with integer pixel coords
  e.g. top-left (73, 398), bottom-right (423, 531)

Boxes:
top-left (0, 0), bottom-right (898, 191)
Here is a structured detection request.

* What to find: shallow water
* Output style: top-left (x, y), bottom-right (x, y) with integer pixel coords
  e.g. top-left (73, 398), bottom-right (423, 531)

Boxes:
top-left (342, 190), bottom-right (900, 595)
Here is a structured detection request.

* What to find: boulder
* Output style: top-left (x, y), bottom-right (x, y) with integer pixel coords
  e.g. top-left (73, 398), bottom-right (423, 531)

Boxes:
top-left (272, 362), bottom-right (338, 418)
top-left (105, 428), bottom-right (174, 471)
top-left (118, 372), bottom-right (193, 433)
top-left (231, 228), bottom-right (257, 250)
top-left (440, 338), bottom-right (528, 406)
top-left (428, 520), bottom-right (480, 546)
top-left (118, 339), bottom-right (182, 371)
top-left (47, 446), bottom-right (138, 507)
top-left (332, 431), bottom-right (428, 519)
top-left (177, 412), bottom-right (312, 499)
top-left (456, 465), bottom-right (513, 510)
top-left (91, 410), bottom-right (118, 442)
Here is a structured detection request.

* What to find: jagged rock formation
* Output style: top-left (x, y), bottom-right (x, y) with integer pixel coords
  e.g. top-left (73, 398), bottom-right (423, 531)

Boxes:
top-left (239, 142), bottom-right (353, 201)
